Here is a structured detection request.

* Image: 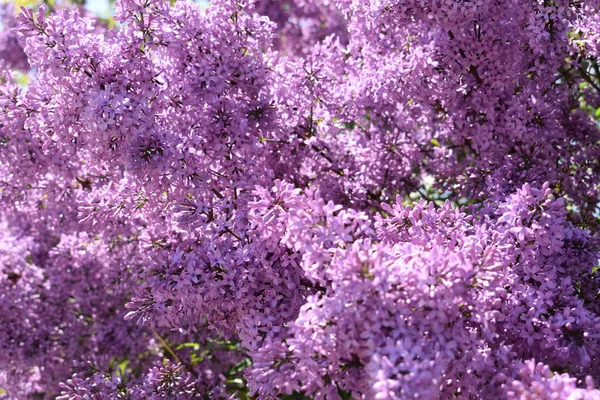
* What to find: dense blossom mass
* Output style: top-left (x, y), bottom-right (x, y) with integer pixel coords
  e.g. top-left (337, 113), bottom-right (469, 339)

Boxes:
top-left (0, 0), bottom-right (600, 398)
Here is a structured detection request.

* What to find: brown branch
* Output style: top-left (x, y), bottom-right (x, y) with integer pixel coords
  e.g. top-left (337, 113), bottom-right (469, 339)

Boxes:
top-left (578, 66), bottom-right (600, 94)
top-left (150, 327), bottom-right (199, 378)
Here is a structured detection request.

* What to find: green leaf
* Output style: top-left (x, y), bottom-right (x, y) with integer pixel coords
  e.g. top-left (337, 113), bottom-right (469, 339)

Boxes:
top-left (175, 342), bottom-right (200, 351)
top-left (227, 358), bottom-right (252, 376)
top-left (117, 359), bottom-right (130, 375)
top-left (337, 386), bottom-right (353, 400)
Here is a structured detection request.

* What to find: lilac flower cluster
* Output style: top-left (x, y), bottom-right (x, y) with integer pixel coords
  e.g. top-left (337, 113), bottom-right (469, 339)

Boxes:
top-left (0, 0), bottom-right (600, 398)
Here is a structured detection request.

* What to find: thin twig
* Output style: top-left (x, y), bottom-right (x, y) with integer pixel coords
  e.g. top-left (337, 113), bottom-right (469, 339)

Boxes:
top-left (222, 227), bottom-right (242, 241)
top-left (150, 327), bottom-right (199, 378)
top-left (578, 66), bottom-right (600, 93)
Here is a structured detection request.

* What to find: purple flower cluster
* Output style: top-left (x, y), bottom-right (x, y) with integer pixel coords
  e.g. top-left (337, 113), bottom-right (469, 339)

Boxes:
top-left (0, 0), bottom-right (600, 398)
top-left (247, 183), bottom-right (600, 398)
top-left (0, 4), bottom-right (29, 71)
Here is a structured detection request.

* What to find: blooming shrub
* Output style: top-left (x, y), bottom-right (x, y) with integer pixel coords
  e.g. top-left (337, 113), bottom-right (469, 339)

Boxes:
top-left (1, 0), bottom-right (600, 398)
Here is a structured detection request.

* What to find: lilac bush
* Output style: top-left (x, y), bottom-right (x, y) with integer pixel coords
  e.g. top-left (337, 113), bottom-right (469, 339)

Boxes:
top-left (0, 0), bottom-right (600, 398)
